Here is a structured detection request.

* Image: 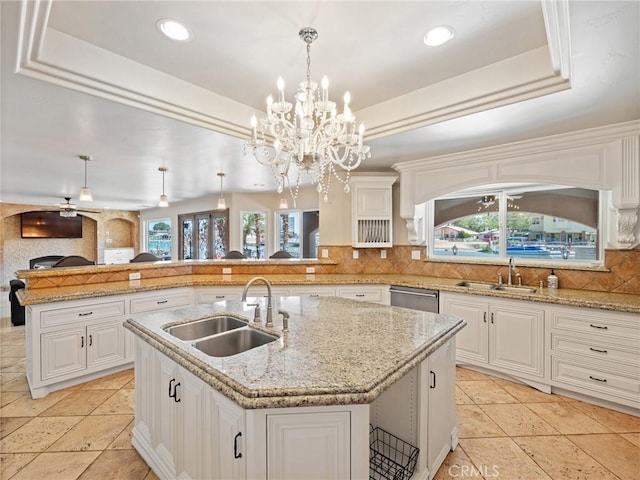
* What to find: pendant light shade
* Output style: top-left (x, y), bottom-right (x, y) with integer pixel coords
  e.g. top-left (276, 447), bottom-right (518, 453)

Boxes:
top-left (158, 167), bottom-right (169, 207)
top-left (216, 172), bottom-right (227, 209)
top-left (78, 155), bottom-right (93, 201)
top-left (279, 198), bottom-right (289, 209)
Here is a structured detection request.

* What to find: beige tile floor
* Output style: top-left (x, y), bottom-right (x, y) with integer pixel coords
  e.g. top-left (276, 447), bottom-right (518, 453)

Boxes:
top-left (1, 316), bottom-right (639, 479)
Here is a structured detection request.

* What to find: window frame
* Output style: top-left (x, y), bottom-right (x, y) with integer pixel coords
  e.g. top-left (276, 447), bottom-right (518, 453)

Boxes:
top-left (425, 184), bottom-right (606, 267)
top-left (144, 218), bottom-right (172, 260)
top-left (178, 209), bottom-right (229, 260)
top-left (241, 210), bottom-right (268, 259)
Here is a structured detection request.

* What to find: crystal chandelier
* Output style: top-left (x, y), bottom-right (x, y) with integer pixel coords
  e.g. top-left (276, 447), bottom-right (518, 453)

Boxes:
top-left (245, 27), bottom-right (371, 206)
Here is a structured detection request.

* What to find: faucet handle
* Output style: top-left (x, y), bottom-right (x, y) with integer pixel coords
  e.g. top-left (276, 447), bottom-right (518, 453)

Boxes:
top-left (516, 273), bottom-right (522, 286)
top-left (246, 302), bottom-right (261, 323)
top-left (497, 273), bottom-right (503, 285)
top-left (278, 309), bottom-right (290, 332)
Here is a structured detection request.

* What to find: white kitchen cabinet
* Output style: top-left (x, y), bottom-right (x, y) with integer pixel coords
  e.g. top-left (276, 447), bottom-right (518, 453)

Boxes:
top-left (424, 338), bottom-right (457, 479)
top-left (40, 327), bottom-right (86, 380)
top-left (132, 338), bottom-right (245, 480)
top-left (210, 390), bottom-right (246, 480)
top-left (351, 175), bottom-right (397, 248)
top-left (266, 411), bottom-right (351, 479)
top-left (27, 297), bottom-right (130, 398)
top-left (440, 292), bottom-right (545, 382)
top-left (548, 305), bottom-right (640, 410)
top-left (196, 286), bottom-right (243, 304)
top-left (371, 339), bottom-right (457, 480)
top-left (104, 247), bottom-right (135, 264)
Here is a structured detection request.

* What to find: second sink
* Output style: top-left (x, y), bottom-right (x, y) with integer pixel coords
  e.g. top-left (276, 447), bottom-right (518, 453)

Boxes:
top-left (193, 328), bottom-right (278, 357)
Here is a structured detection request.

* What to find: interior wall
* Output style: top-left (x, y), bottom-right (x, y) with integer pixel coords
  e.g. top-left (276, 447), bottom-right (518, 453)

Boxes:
top-left (2, 213), bottom-right (97, 285)
top-left (139, 187), bottom-right (321, 258)
top-left (0, 203), bottom-right (140, 286)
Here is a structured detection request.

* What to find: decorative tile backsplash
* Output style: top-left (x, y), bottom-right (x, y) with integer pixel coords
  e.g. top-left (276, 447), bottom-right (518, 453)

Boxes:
top-left (320, 245), bottom-right (640, 295)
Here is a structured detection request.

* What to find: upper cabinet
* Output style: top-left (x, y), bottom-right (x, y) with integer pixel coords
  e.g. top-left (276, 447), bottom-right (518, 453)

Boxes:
top-left (351, 175), bottom-right (397, 248)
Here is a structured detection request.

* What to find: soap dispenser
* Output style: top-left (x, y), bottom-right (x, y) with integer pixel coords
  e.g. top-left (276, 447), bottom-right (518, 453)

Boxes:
top-left (547, 269), bottom-right (558, 289)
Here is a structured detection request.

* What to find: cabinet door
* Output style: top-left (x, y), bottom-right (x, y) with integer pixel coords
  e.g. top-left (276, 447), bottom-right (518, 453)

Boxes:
top-left (212, 390), bottom-right (246, 480)
top-left (266, 411), bottom-right (350, 480)
top-left (490, 305), bottom-right (544, 377)
top-left (87, 321), bottom-right (125, 369)
top-left (176, 365), bottom-right (208, 480)
top-left (41, 328), bottom-right (86, 380)
top-left (152, 351), bottom-right (178, 476)
top-left (441, 295), bottom-right (489, 364)
top-left (356, 187), bottom-right (392, 217)
top-left (427, 340), bottom-right (456, 479)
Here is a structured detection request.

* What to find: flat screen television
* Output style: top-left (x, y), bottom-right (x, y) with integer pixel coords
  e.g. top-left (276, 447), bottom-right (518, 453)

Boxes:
top-left (21, 211), bottom-right (83, 238)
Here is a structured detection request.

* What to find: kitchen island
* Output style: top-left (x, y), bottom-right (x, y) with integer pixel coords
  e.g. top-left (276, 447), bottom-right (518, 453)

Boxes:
top-left (124, 295), bottom-right (466, 480)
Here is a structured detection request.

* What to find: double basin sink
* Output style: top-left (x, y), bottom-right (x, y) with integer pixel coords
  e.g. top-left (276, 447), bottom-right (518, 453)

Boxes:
top-left (457, 281), bottom-right (536, 294)
top-left (164, 316), bottom-right (278, 357)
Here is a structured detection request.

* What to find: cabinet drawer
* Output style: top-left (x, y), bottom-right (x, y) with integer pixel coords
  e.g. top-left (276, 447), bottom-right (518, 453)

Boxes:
top-left (549, 308), bottom-right (639, 340)
top-left (551, 333), bottom-right (640, 366)
top-left (338, 286), bottom-right (384, 303)
top-left (40, 300), bottom-right (126, 328)
top-left (196, 288), bottom-right (241, 304)
top-left (551, 356), bottom-right (640, 403)
top-left (289, 286), bottom-right (337, 297)
top-left (130, 291), bottom-right (191, 313)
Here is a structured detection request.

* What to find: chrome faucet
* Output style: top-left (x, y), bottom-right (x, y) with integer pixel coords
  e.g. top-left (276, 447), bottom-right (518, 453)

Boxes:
top-left (241, 276), bottom-right (273, 327)
top-left (507, 257), bottom-right (515, 286)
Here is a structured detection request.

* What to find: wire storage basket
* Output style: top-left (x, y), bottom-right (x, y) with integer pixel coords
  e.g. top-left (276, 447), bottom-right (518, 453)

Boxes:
top-left (369, 426), bottom-right (419, 480)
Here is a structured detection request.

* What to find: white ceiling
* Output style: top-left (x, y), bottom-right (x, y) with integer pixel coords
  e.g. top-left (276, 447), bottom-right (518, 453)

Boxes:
top-left (1, 0), bottom-right (638, 211)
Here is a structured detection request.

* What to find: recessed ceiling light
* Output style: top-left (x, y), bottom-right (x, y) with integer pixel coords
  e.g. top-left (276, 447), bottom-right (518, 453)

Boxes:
top-left (424, 25), bottom-right (455, 46)
top-left (157, 19), bottom-right (192, 42)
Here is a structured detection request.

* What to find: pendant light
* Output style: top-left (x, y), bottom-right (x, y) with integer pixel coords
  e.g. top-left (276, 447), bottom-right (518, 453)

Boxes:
top-left (216, 172), bottom-right (227, 209)
top-left (158, 167), bottom-right (169, 207)
top-left (279, 198), bottom-right (289, 209)
top-left (78, 155), bottom-right (93, 201)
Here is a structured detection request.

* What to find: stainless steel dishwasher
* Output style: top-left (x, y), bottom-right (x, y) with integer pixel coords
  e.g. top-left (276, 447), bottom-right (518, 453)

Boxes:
top-left (389, 285), bottom-right (439, 313)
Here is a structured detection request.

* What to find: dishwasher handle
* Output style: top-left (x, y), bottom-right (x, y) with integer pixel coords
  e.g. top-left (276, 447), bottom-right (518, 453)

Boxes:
top-left (389, 288), bottom-right (438, 298)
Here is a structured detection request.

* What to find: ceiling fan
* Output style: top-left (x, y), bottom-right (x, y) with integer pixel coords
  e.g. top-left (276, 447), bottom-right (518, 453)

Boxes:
top-left (56, 197), bottom-right (101, 217)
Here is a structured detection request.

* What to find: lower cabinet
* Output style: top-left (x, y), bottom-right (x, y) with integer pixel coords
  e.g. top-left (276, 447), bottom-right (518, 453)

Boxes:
top-left (132, 339), bottom-right (246, 480)
top-left (41, 320), bottom-right (126, 380)
top-left (265, 411), bottom-right (351, 479)
top-left (440, 293), bottom-right (545, 382)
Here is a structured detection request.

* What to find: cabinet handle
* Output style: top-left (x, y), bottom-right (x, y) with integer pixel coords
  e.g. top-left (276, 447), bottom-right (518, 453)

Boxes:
top-left (169, 378), bottom-right (175, 398)
top-left (234, 432), bottom-right (243, 459)
top-left (589, 375), bottom-right (607, 383)
top-left (156, 300), bottom-right (169, 304)
top-left (589, 347), bottom-right (608, 354)
top-left (78, 311), bottom-right (93, 317)
top-left (80, 336), bottom-right (84, 348)
top-left (89, 335), bottom-right (93, 346)
top-left (483, 312), bottom-right (487, 323)
top-left (355, 294), bottom-right (365, 297)
top-left (430, 371), bottom-right (436, 389)
top-left (590, 324), bottom-right (608, 330)
top-left (173, 382), bottom-right (181, 402)
top-left (490, 312), bottom-right (494, 324)
top-left (309, 294), bottom-right (320, 297)
top-left (215, 295), bottom-right (225, 299)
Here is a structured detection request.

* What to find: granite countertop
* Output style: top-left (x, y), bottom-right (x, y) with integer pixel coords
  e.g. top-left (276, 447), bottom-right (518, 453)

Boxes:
top-left (124, 296), bottom-right (466, 409)
top-left (17, 273), bottom-right (640, 313)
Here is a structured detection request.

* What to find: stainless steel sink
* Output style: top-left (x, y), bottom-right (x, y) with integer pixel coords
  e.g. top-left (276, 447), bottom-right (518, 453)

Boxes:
top-left (456, 281), bottom-right (496, 290)
top-left (165, 316), bottom-right (248, 341)
top-left (193, 328), bottom-right (278, 357)
top-left (456, 281), bottom-right (536, 294)
top-left (493, 285), bottom-right (537, 294)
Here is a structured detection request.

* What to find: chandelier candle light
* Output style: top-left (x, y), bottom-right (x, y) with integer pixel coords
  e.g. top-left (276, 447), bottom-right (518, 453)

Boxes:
top-left (245, 27), bottom-right (370, 206)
